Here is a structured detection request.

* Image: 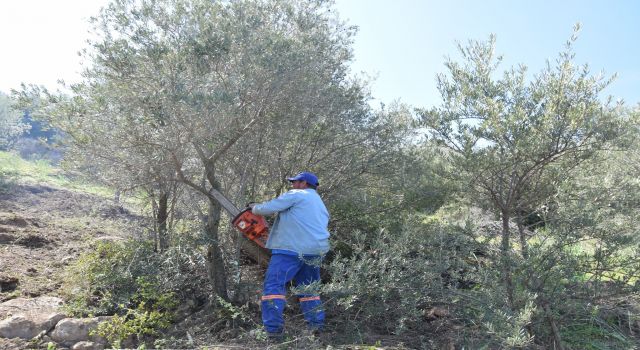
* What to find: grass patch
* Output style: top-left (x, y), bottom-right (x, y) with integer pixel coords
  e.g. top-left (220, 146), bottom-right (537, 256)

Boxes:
top-left (0, 150), bottom-right (112, 198)
top-left (52, 216), bottom-right (134, 237)
top-left (561, 320), bottom-right (633, 350)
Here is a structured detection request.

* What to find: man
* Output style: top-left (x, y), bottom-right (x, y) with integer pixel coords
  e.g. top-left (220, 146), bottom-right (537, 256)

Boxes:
top-left (250, 171), bottom-right (330, 339)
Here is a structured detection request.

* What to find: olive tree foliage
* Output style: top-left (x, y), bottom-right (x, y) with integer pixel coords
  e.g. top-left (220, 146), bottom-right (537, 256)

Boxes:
top-left (517, 111), bottom-right (640, 349)
top-left (0, 92), bottom-right (29, 150)
top-left (19, 0), bottom-right (389, 300)
top-left (418, 28), bottom-right (626, 347)
top-left (238, 101), bottom-right (417, 237)
top-left (551, 108), bottom-right (640, 290)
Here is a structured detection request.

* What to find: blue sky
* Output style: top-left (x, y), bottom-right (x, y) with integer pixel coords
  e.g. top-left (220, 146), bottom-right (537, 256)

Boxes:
top-left (334, 0), bottom-right (640, 107)
top-left (1, 0), bottom-right (638, 108)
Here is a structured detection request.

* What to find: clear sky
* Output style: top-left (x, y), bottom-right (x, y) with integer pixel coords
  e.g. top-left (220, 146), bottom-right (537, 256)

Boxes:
top-left (1, 0), bottom-right (639, 108)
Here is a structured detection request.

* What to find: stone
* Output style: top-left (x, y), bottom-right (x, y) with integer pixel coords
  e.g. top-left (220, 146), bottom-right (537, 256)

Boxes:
top-left (0, 312), bottom-right (66, 339)
top-left (39, 313), bottom-right (67, 332)
top-left (49, 317), bottom-right (110, 346)
top-left (0, 296), bottom-right (57, 340)
top-left (72, 341), bottom-right (104, 350)
top-left (0, 315), bottom-right (35, 339)
top-left (0, 296), bottom-right (63, 320)
top-left (41, 335), bottom-right (53, 343)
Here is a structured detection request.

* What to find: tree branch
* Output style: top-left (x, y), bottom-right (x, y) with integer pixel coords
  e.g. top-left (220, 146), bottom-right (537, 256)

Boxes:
top-left (208, 117), bottom-right (260, 164)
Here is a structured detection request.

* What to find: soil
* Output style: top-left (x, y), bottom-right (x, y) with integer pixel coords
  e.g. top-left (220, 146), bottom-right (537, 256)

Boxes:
top-left (0, 183), bottom-right (148, 306)
top-left (0, 183), bottom-right (149, 350)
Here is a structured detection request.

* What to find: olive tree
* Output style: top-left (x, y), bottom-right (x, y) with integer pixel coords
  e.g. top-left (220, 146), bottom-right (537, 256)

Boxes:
top-left (21, 0), bottom-right (380, 300)
top-left (418, 28), bottom-right (624, 347)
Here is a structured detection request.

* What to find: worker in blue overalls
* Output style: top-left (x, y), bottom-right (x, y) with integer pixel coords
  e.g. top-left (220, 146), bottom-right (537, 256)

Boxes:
top-left (250, 171), bottom-right (329, 339)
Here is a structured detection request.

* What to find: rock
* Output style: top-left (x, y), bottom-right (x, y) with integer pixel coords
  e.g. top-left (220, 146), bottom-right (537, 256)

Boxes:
top-left (0, 312), bottom-right (65, 339)
top-left (49, 317), bottom-right (110, 346)
top-left (0, 336), bottom-right (30, 350)
top-left (32, 329), bottom-right (47, 342)
top-left (0, 315), bottom-right (35, 339)
top-left (40, 313), bottom-right (66, 331)
top-left (41, 335), bottom-right (53, 342)
top-left (0, 296), bottom-right (63, 320)
top-left (0, 296), bottom-right (65, 339)
top-left (72, 341), bottom-right (104, 350)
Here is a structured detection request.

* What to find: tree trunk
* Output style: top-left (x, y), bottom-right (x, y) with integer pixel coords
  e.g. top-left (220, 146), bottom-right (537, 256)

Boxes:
top-left (501, 211), bottom-right (515, 308)
top-left (201, 164), bottom-right (230, 301)
top-left (150, 193), bottom-right (159, 252)
top-left (240, 235), bottom-right (270, 268)
top-left (542, 300), bottom-right (565, 350)
top-left (205, 198), bottom-right (229, 300)
top-left (157, 191), bottom-right (169, 252)
top-left (517, 219), bottom-right (529, 260)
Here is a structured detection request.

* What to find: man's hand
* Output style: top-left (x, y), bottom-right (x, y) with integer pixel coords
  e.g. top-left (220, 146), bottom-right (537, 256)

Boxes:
top-left (246, 202), bottom-right (257, 209)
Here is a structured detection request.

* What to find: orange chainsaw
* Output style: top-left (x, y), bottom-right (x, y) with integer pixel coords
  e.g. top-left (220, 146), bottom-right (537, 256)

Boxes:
top-left (208, 188), bottom-right (269, 248)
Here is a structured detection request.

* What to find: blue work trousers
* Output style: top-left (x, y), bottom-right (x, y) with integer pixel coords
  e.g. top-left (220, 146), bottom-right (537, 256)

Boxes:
top-left (261, 253), bottom-right (324, 333)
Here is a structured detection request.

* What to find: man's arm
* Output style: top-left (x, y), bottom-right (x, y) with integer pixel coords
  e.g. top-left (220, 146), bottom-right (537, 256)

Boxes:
top-left (252, 191), bottom-right (300, 215)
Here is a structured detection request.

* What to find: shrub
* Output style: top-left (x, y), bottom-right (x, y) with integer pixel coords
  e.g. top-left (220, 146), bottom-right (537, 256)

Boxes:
top-left (92, 277), bottom-right (178, 348)
top-left (62, 239), bottom-right (160, 316)
top-left (323, 215), bottom-right (543, 348)
top-left (323, 217), bottom-right (480, 342)
top-left (63, 240), bottom-right (186, 347)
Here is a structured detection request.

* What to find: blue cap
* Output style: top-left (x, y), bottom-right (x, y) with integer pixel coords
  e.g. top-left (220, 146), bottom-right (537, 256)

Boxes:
top-left (287, 171), bottom-right (319, 187)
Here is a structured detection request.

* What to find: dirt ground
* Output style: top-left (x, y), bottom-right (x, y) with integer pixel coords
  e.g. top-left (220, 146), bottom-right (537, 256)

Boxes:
top-left (0, 183), bottom-right (147, 306)
top-left (0, 183), bottom-right (149, 349)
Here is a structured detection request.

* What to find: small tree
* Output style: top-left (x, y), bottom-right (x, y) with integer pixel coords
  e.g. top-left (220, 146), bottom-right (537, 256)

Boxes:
top-left (419, 27), bottom-right (624, 347)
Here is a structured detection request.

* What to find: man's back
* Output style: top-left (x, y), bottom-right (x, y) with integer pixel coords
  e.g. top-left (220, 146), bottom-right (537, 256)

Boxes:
top-left (252, 188), bottom-right (330, 255)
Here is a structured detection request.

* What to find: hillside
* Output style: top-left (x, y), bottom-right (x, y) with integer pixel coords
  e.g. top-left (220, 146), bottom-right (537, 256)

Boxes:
top-left (1, 153), bottom-right (146, 295)
top-left (0, 153), bottom-right (150, 349)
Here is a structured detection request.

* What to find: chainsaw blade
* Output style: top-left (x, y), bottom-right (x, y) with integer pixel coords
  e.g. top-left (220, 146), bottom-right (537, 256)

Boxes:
top-left (208, 187), bottom-right (241, 217)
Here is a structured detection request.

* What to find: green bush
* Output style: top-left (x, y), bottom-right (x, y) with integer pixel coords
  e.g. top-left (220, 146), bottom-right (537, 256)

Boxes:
top-left (92, 277), bottom-right (178, 348)
top-left (323, 216), bottom-right (543, 348)
top-left (324, 217), bottom-right (482, 342)
top-left (64, 240), bottom-right (183, 347)
top-left (62, 239), bottom-right (161, 316)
